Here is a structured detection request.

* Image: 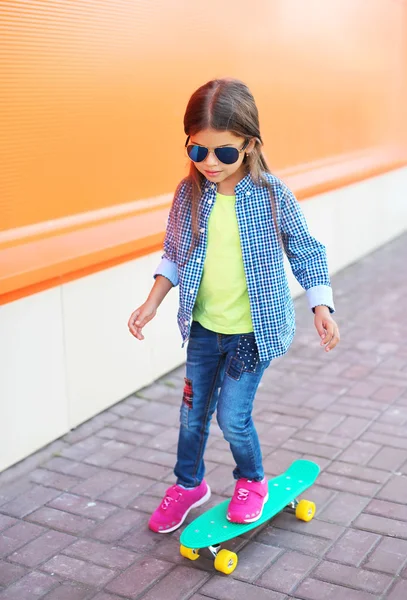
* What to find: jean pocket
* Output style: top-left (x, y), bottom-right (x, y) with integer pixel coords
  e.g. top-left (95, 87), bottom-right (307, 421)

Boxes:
top-left (236, 333), bottom-right (259, 373)
top-left (226, 356), bottom-right (244, 381)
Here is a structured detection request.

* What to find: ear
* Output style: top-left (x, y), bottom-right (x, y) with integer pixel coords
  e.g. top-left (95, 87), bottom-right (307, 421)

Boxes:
top-left (246, 138), bottom-right (257, 154)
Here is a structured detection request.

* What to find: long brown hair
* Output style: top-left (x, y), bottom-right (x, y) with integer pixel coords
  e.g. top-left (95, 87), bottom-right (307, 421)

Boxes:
top-left (183, 78), bottom-right (279, 250)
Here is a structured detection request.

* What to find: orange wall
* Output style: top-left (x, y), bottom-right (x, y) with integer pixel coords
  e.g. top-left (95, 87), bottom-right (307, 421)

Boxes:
top-left (1, 0), bottom-right (406, 233)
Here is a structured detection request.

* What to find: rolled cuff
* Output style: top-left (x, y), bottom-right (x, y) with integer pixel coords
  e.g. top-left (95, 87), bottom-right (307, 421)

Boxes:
top-left (306, 285), bottom-right (335, 313)
top-left (154, 257), bottom-right (179, 287)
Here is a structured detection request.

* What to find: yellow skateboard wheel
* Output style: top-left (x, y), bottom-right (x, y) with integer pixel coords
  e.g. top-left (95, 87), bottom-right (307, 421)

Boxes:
top-left (214, 549), bottom-right (238, 574)
top-left (180, 544), bottom-right (200, 561)
top-left (295, 499), bottom-right (316, 522)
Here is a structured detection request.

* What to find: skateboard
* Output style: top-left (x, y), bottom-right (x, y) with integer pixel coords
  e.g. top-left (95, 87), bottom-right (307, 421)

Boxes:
top-left (179, 459), bottom-right (320, 574)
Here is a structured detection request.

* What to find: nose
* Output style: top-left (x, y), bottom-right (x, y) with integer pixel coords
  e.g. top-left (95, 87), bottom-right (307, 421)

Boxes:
top-left (203, 150), bottom-right (219, 167)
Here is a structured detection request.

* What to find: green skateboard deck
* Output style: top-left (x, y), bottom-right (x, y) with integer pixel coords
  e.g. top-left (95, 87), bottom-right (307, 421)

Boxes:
top-left (180, 459), bottom-right (320, 573)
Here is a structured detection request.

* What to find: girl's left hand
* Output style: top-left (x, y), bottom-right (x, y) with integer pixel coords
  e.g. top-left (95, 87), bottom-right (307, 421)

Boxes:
top-left (314, 305), bottom-right (340, 352)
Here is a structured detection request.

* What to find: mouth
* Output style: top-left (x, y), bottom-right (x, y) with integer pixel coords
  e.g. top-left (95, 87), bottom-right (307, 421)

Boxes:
top-left (204, 170), bottom-right (221, 177)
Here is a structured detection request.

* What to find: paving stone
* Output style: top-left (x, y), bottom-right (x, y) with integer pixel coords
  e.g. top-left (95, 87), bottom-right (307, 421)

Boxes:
top-left (272, 512), bottom-right (344, 541)
top-left (141, 565), bottom-right (209, 600)
top-left (127, 447), bottom-right (178, 468)
top-left (312, 561), bottom-right (392, 594)
top-left (0, 522), bottom-right (45, 559)
top-left (339, 441), bottom-right (381, 465)
top-left (110, 457), bottom-right (171, 480)
top-left (387, 579), bottom-right (407, 600)
top-left (41, 554), bottom-right (116, 587)
top-left (262, 449), bottom-right (301, 475)
top-left (0, 519), bottom-right (15, 536)
top-left (69, 470), bottom-right (128, 499)
top-left (88, 508), bottom-right (145, 543)
top-left (306, 412), bottom-right (346, 433)
top-left (120, 526), bottom-right (162, 554)
top-left (63, 539), bottom-right (138, 569)
top-left (83, 440), bottom-right (136, 468)
top-left (47, 493), bottom-right (118, 520)
top-left (60, 437), bottom-right (107, 461)
top-left (42, 457), bottom-right (101, 480)
top-left (26, 507), bottom-right (96, 535)
top-left (376, 475), bottom-right (407, 502)
top-left (232, 541), bottom-right (281, 582)
top-left (365, 537), bottom-right (407, 575)
top-left (97, 475), bottom-right (155, 507)
top-left (7, 530), bottom-right (75, 568)
top-left (282, 439), bottom-right (341, 460)
top-left (372, 385), bottom-right (405, 403)
top-left (29, 469), bottom-right (82, 491)
top-left (201, 575), bottom-right (286, 600)
top-left (104, 557), bottom-right (173, 599)
top-left (317, 472), bottom-right (381, 497)
top-left (42, 581), bottom-right (95, 599)
top-left (326, 528), bottom-right (380, 567)
top-left (0, 480), bottom-right (34, 508)
top-left (95, 426), bottom-right (150, 446)
top-left (63, 413), bottom-right (119, 444)
top-left (0, 571), bottom-right (57, 599)
top-left (257, 527), bottom-right (333, 557)
top-left (293, 430), bottom-right (351, 450)
top-left (354, 514), bottom-right (407, 539)
top-left (256, 549), bottom-right (318, 593)
top-left (318, 492), bottom-right (370, 526)
top-left (304, 393), bottom-right (337, 411)
top-left (296, 577), bottom-right (380, 600)
top-left (112, 418), bottom-right (166, 436)
top-left (332, 416), bottom-right (372, 438)
top-left (326, 462), bottom-right (389, 484)
top-left (0, 486), bottom-right (61, 518)
top-left (368, 447), bottom-right (407, 471)
top-left (92, 593), bottom-right (132, 600)
top-left (364, 499), bottom-right (407, 522)
top-left (350, 380), bottom-right (383, 399)
top-left (0, 561), bottom-right (27, 586)
top-left (361, 432), bottom-right (407, 451)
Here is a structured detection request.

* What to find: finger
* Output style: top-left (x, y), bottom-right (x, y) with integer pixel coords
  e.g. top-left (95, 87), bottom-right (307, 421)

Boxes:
top-left (315, 319), bottom-right (327, 342)
top-left (320, 321), bottom-right (335, 347)
top-left (325, 327), bottom-right (340, 352)
top-left (128, 310), bottom-right (140, 330)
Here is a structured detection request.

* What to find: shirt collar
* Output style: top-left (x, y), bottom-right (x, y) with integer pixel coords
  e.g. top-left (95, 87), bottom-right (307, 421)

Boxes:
top-left (203, 172), bottom-right (254, 197)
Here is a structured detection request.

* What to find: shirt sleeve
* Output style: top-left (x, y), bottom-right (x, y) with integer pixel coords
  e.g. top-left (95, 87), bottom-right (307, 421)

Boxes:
top-left (279, 182), bottom-right (335, 313)
top-left (153, 184), bottom-right (181, 287)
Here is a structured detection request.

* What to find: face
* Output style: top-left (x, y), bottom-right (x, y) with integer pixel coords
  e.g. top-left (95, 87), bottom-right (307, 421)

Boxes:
top-left (187, 128), bottom-right (255, 190)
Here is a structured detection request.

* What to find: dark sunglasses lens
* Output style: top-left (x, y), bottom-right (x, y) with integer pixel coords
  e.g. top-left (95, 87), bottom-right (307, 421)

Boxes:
top-left (187, 145), bottom-right (208, 162)
top-left (214, 147), bottom-right (239, 164)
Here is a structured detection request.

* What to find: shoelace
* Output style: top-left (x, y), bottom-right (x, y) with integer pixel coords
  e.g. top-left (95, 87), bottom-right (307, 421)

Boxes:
top-left (161, 491), bottom-right (182, 510)
top-left (236, 488), bottom-right (250, 501)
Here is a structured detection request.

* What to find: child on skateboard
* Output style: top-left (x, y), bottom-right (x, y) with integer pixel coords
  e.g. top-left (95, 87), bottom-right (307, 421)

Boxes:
top-left (128, 78), bottom-right (340, 533)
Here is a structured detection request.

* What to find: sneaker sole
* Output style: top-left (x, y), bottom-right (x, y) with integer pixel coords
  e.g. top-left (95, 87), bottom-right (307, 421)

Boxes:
top-left (154, 485), bottom-right (212, 534)
top-left (227, 492), bottom-right (269, 524)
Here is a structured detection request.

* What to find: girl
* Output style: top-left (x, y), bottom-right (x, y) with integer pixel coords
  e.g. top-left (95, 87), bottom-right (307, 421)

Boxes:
top-left (128, 78), bottom-right (339, 534)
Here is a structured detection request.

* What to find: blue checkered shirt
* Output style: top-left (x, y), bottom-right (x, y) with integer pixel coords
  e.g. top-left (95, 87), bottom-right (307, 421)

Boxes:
top-left (154, 172), bottom-right (334, 361)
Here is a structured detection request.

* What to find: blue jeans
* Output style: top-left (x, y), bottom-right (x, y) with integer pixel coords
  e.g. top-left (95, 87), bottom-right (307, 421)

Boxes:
top-left (174, 321), bottom-right (271, 488)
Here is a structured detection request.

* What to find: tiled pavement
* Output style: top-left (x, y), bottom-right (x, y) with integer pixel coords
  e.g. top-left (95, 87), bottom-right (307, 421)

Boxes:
top-left (1, 233), bottom-right (407, 600)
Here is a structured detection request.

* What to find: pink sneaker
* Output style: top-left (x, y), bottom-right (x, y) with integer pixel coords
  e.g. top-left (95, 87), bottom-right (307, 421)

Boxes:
top-left (227, 478), bottom-right (268, 523)
top-left (149, 480), bottom-right (211, 533)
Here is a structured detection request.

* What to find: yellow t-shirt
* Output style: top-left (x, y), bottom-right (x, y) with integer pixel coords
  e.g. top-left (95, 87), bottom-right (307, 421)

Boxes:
top-left (192, 193), bottom-right (253, 334)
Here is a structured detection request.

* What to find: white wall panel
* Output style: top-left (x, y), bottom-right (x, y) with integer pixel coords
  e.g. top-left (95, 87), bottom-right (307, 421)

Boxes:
top-left (0, 288), bottom-right (68, 471)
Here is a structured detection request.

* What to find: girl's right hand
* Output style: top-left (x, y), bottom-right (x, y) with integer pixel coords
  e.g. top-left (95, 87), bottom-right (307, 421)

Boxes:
top-left (128, 302), bottom-right (157, 340)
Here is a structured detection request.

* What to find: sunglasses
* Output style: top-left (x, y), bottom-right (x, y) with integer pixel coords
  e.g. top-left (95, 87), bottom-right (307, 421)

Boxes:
top-left (185, 137), bottom-right (249, 165)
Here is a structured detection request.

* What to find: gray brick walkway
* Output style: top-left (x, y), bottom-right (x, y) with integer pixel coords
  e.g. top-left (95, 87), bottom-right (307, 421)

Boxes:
top-left (1, 233), bottom-right (407, 600)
